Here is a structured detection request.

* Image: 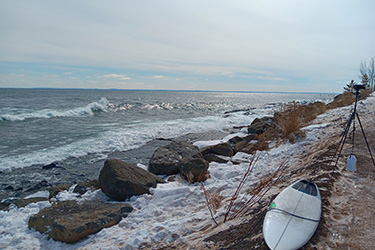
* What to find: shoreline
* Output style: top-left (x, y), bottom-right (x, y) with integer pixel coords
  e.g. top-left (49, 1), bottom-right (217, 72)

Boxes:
top-left (1, 92), bottom-right (374, 249)
top-left (0, 130), bottom-right (230, 201)
top-left (152, 93), bottom-right (375, 249)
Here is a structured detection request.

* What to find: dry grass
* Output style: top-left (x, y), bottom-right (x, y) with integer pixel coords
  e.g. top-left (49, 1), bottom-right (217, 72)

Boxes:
top-left (254, 133), bottom-right (269, 151)
top-left (201, 91), bottom-right (363, 226)
top-left (327, 92), bottom-right (355, 109)
top-left (360, 89), bottom-right (372, 99)
top-left (200, 184), bottom-right (224, 226)
top-left (223, 153), bottom-right (260, 222)
top-left (273, 101), bottom-right (327, 141)
top-left (184, 171), bottom-right (207, 184)
top-left (228, 159), bottom-right (288, 220)
top-left (277, 110), bottom-right (299, 138)
top-left (202, 153), bottom-right (288, 225)
top-left (274, 101), bottom-right (301, 139)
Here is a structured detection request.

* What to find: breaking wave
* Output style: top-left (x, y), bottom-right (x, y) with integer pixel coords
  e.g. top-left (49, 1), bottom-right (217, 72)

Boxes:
top-left (0, 110), bottom-right (264, 171)
top-left (0, 98), bottom-right (110, 122)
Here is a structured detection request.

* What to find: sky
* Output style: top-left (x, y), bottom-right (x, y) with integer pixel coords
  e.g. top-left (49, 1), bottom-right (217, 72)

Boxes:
top-left (0, 0), bottom-right (374, 93)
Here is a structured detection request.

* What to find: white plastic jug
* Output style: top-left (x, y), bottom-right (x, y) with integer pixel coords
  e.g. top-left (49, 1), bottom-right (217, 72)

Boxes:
top-left (346, 153), bottom-right (357, 171)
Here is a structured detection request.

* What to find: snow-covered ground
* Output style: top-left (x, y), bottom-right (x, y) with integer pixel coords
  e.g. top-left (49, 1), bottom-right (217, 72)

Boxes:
top-left (1, 95), bottom-right (374, 250)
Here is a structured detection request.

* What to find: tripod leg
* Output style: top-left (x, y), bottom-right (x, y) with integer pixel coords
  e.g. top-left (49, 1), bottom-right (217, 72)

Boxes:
top-left (355, 112), bottom-right (375, 168)
top-left (333, 113), bottom-right (354, 167)
top-left (332, 113), bottom-right (353, 159)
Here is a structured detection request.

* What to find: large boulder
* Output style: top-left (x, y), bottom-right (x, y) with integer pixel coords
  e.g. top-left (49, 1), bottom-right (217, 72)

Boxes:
top-left (28, 200), bottom-right (133, 243)
top-left (201, 142), bottom-right (234, 157)
top-left (247, 117), bottom-right (279, 134)
top-left (180, 158), bottom-right (209, 183)
top-left (99, 159), bottom-right (165, 201)
top-left (148, 141), bottom-right (205, 175)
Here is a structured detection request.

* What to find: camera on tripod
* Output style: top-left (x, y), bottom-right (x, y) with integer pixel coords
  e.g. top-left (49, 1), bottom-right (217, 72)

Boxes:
top-left (333, 80), bottom-right (375, 171)
top-left (353, 84), bottom-right (366, 91)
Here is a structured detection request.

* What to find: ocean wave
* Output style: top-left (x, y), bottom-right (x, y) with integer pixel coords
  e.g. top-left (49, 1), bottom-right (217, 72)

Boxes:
top-left (0, 113), bottom-right (260, 171)
top-left (142, 102), bottom-right (174, 110)
top-left (110, 101), bottom-right (238, 113)
top-left (0, 98), bottom-right (110, 122)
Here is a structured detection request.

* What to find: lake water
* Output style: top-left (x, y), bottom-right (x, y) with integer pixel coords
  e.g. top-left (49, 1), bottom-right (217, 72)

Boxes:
top-left (0, 88), bottom-right (334, 199)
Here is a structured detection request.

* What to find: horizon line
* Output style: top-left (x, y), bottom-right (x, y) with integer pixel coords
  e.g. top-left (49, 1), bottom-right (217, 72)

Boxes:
top-left (0, 87), bottom-right (339, 95)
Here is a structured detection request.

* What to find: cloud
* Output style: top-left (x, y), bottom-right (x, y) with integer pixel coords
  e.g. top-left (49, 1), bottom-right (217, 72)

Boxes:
top-left (0, 1), bottom-right (374, 92)
top-left (98, 74), bottom-right (131, 80)
top-left (256, 75), bottom-right (287, 81)
top-left (220, 71), bottom-right (235, 78)
top-left (63, 72), bottom-right (73, 75)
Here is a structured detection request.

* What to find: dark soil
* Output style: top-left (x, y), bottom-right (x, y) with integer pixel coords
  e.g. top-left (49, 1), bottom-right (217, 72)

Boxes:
top-left (200, 98), bottom-right (375, 249)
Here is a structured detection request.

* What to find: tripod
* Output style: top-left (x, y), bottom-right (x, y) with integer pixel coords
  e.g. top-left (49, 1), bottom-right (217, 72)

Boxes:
top-left (333, 87), bottom-right (375, 169)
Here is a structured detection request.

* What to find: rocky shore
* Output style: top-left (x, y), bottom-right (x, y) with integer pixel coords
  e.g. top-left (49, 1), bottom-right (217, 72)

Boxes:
top-left (0, 130), bottom-right (228, 201)
top-left (1, 91), bottom-right (374, 249)
top-left (146, 92), bottom-right (375, 249)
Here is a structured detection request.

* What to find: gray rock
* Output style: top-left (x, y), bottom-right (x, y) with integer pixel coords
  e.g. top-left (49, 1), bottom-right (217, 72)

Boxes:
top-left (201, 142), bottom-right (234, 157)
top-left (99, 159), bottom-right (165, 201)
top-left (247, 117), bottom-right (280, 135)
top-left (13, 197), bottom-right (49, 208)
top-left (234, 140), bottom-right (249, 153)
top-left (1, 197), bottom-right (49, 211)
top-left (203, 153), bottom-right (229, 163)
top-left (26, 180), bottom-right (50, 193)
top-left (28, 200), bottom-right (133, 243)
top-left (73, 179), bottom-right (100, 195)
top-left (180, 158), bottom-right (209, 183)
top-left (47, 184), bottom-right (71, 199)
top-left (228, 136), bottom-right (245, 146)
top-left (243, 134), bottom-right (257, 141)
top-left (42, 162), bottom-right (64, 170)
top-left (148, 141), bottom-right (205, 175)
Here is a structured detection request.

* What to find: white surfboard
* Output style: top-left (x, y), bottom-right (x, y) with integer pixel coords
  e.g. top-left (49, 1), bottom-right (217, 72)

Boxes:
top-left (263, 179), bottom-right (321, 250)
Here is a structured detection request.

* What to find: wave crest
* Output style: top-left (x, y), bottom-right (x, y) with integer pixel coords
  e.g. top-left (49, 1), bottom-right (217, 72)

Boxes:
top-left (0, 97), bottom-right (110, 122)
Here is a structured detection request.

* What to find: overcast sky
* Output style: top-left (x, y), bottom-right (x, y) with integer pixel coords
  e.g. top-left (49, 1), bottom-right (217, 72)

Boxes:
top-left (1, 0), bottom-right (374, 93)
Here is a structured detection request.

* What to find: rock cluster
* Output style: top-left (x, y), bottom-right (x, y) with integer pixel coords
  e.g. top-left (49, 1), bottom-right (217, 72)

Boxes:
top-left (248, 117), bottom-right (281, 136)
top-left (148, 141), bottom-right (209, 183)
top-left (99, 159), bottom-right (165, 201)
top-left (28, 200), bottom-right (133, 243)
top-left (197, 117), bottom-right (282, 164)
top-left (201, 142), bottom-right (234, 157)
top-left (28, 159), bottom-right (167, 243)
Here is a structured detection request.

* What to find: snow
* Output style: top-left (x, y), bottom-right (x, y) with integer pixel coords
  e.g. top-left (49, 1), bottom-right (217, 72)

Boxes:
top-left (193, 131), bottom-right (248, 149)
top-left (302, 123), bottom-right (331, 131)
top-left (1, 95), bottom-right (374, 250)
top-left (25, 191), bottom-right (50, 199)
top-left (0, 201), bottom-right (51, 250)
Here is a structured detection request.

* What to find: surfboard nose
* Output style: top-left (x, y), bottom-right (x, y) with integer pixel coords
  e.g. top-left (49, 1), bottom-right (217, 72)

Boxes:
top-left (263, 180), bottom-right (321, 250)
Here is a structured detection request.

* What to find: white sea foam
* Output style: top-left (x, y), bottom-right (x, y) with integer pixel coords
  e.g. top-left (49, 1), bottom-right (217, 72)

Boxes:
top-left (0, 98), bottom-right (110, 122)
top-left (143, 102), bottom-right (174, 110)
top-left (0, 93), bottom-right (331, 171)
top-left (0, 113), bottom-right (260, 171)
